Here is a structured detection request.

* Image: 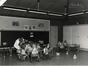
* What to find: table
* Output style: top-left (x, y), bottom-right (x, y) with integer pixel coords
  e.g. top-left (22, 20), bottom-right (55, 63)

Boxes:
top-left (67, 44), bottom-right (80, 54)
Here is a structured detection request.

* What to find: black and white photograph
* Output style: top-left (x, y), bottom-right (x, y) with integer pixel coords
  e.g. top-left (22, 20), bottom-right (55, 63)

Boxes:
top-left (0, 0), bottom-right (88, 66)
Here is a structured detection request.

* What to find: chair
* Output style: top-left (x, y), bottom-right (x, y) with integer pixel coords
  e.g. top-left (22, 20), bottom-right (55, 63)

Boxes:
top-left (30, 48), bottom-right (40, 62)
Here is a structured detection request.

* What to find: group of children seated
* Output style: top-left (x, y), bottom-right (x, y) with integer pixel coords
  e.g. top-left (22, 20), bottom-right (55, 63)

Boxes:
top-left (55, 40), bottom-right (68, 55)
top-left (13, 38), bottom-right (79, 61)
top-left (14, 37), bottom-right (50, 62)
top-left (55, 40), bottom-right (79, 59)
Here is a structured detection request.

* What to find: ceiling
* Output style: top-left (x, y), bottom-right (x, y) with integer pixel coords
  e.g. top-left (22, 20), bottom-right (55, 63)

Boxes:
top-left (0, 0), bottom-right (88, 20)
top-left (4, 0), bottom-right (66, 14)
top-left (3, 0), bottom-right (88, 14)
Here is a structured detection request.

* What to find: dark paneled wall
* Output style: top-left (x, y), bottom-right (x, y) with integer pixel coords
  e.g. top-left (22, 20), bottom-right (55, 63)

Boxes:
top-left (58, 23), bottom-right (63, 42)
top-left (63, 14), bottom-right (88, 25)
top-left (1, 31), bottom-right (49, 47)
top-left (50, 20), bottom-right (63, 42)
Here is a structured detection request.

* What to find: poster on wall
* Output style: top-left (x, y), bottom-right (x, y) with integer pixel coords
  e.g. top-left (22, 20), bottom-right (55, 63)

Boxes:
top-left (12, 21), bottom-right (20, 26)
top-left (0, 16), bottom-right (50, 31)
top-left (24, 25), bottom-right (29, 30)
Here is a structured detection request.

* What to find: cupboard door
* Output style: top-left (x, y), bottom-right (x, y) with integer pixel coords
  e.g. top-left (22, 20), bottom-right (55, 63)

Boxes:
top-left (72, 26), bottom-right (80, 44)
top-left (63, 25), bottom-right (88, 49)
top-left (63, 26), bottom-right (72, 44)
top-left (78, 25), bottom-right (88, 49)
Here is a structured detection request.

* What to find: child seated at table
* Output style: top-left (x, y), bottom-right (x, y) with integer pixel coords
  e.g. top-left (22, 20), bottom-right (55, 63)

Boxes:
top-left (25, 42), bottom-right (33, 55)
top-left (43, 46), bottom-right (49, 56)
top-left (18, 43), bottom-right (27, 61)
top-left (42, 43), bottom-right (51, 59)
top-left (25, 42), bottom-right (33, 61)
top-left (30, 43), bottom-right (40, 62)
top-left (55, 41), bottom-right (65, 55)
top-left (63, 40), bottom-right (68, 47)
top-left (62, 40), bottom-right (68, 54)
top-left (43, 45), bottom-right (49, 55)
top-left (14, 38), bottom-right (25, 58)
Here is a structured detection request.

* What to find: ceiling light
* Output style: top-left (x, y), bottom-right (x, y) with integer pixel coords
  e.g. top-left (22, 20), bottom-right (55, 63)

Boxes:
top-left (86, 11), bottom-right (88, 14)
top-left (3, 6), bottom-right (63, 17)
top-left (3, 7), bottom-right (26, 12)
top-left (68, 12), bottom-right (84, 16)
top-left (29, 11), bottom-right (46, 14)
top-left (0, 0), bottom-right (7, 6)
top-left (49, 13), bottom-right (63, 16)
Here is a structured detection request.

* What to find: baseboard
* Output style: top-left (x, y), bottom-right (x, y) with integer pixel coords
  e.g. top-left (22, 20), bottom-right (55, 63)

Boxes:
top-left (80, 48), bottom-right (88, 51)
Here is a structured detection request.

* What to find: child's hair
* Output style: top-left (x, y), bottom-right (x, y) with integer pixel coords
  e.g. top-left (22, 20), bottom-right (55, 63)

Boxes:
top-left (64, 40), bottom-right (67, 43)
top-left (20, 43), bottom-right (26, 49)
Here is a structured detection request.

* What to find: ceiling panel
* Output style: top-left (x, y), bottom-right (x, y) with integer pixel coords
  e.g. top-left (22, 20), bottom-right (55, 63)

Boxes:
top-left (4, 0), bottom-right (67, 14)
top-left (4, 0), bottom-right (37, 9)
top-left (39, 0), bottom-right (66, 14)
top-left (2, 0), bottom-right (88, 15)
top-left (69, 0), bottom-right (87, 13)
top-left (80, 0), bottom-right (88, 9)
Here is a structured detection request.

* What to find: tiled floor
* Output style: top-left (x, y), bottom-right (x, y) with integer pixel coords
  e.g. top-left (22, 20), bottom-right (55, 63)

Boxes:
top-left (0, 51), bottom-right (88, 65)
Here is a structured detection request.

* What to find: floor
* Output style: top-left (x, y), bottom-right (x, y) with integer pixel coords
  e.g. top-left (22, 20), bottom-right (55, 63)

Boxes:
top-left (0, 51), bottom-right (88, 65)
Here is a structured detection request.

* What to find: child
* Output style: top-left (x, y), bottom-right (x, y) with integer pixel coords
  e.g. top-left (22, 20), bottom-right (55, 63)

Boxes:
top-left (43, 47), bottom-right (48, 55)
top-left (32, 44), bottom-right (38, 56)
top-left (25, 44), bottom-right (33, 55)
top-left (31, 44), bottom-right (39, 62)
top-left (63, 40), bottom-right (68, 47)
top-left (56, 41), bottom-right (64, 55)
top-left (20, 48), bottom-right (27, 61)
top-left (14, 38), bottom-right (21, 53)
top-left (41, 45), bottom-right (50, 60)
top-left (63, 40), bottom-right (68, 54)
top-left (14, 38), bottom-right (22, 59)
top-left (25, 43), bottom-right (33, 61)
top-left (19, 43), bottom-right (27, 61)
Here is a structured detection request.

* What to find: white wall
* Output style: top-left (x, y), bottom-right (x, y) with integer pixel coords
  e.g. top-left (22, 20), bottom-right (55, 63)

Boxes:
top-left (50, 26), bottom-right (58, 47)
top-left (63, 26), bottom-right (72, 44)
top-left (0, 32), bottom-right (1, 46)
top-left (0, 16), bottom-right (50, 31)
top-left (63, 24), bottom-right (88, 49)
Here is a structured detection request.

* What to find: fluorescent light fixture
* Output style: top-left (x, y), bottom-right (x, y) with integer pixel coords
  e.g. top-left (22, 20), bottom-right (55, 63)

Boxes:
top-left (86, 11), bottom-right (88, 14)
top-left (0, 0), bottom-right (7, 6)
top-left (29, 11), bottom-right (63, 16)
top-left (3, 6), bottom-right (63, 17)
top-left (49, 13), bottom-right (63, 16)
top-left (68, 12), bottom-right (84, 16)
top-left (29, 11), bottom-right (46, 14)
top-left (3, 7), bottom-right (26, 12)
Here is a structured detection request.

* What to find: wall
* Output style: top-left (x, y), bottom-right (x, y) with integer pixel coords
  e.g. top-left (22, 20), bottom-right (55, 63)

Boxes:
top-left (50, 20), bottom-right (63, 47)
top-left (49, 26), bottom-right (58, 47)
top-left (0, 16), bottom-right (50, 46)
top-left (63, 24), bottom-right (88, 49)
top-left (0, 16), bottom-right (50, 31)
top-left (63, 26), bottom-right (72, 44)
top-left (1, 31), bottom-right (49, 47)
top-left (0, 32), bottom-right (1, 46)
top-left (0, 16), bottom-right (63, 47)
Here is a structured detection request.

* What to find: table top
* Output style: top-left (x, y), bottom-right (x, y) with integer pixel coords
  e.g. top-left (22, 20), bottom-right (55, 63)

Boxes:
top-left (67, 44), bottom-right (80, 47)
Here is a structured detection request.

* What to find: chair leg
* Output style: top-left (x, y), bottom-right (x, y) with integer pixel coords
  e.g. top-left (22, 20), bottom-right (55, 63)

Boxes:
top-left (9, 48), bottom-right (12, 56)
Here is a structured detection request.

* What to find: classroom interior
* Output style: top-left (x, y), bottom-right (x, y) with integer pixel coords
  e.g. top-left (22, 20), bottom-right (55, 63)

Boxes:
top-left (0, 0), bottom-right (88, 65)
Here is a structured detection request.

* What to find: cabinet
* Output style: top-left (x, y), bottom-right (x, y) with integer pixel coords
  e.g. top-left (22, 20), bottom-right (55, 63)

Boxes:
top-left (63, 25), bottom-right (88, 49)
